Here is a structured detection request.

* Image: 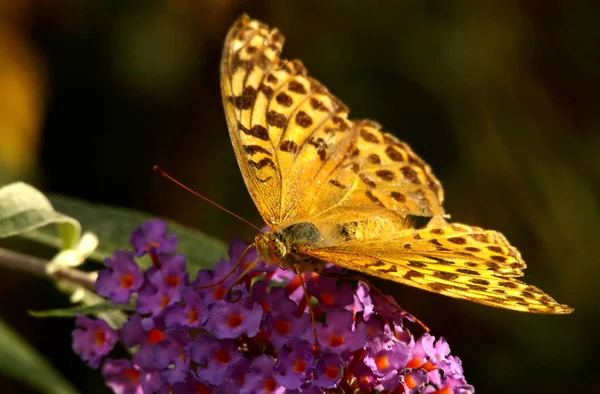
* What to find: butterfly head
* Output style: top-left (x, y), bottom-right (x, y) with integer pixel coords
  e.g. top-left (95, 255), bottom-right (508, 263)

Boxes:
top-left (255, 231), bottom-right (287, 264)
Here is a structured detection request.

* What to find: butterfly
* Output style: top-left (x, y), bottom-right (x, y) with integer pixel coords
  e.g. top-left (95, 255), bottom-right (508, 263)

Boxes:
top-left (219, 14), bottom-right (573, 315)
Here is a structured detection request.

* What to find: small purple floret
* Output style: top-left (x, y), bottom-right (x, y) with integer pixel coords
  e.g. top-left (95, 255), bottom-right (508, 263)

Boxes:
top-left (316, 309), bottom-right (367, 353)
top-left (364, 334), bottom-right (411, 378)
top-left (164, 287), bottom-right (208, 328)
top-left (205, 299), bottom-right (262, 339)
top-left (136, 265), bottom-right (183, 316)
top-left (274, 339), bottom-right (314, 389)
top-left (72, 315), bottom-right (118, 368)
top-left (308, 275), bottom-right (354, 308)
top-left (240, 355), bottom-right (285, 394)
top-left (264, 297), bottom-right (310, 348)
top-left (101, 359), bottom-right (143, 394)
top-left (188, 334), bottom-right (243, 386)
top-left (130, 219), bottom-right (177, 257)
top-left (312, 352), bottom-right (344, 389)
top-left (96, 250), bottom-right (143, 304)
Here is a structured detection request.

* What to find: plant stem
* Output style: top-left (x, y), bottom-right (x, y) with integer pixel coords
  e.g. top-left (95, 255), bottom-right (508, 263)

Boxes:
top-left (0, 247), bottom-right (96, 291)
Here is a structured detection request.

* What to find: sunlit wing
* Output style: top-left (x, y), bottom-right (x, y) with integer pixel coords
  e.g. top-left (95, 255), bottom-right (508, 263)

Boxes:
top-left (304, 218), bottom-right (573, 314)
top-left (220, 15), bottom-right (572, 316)
top-left (220, 15), bottom-right (445, 229)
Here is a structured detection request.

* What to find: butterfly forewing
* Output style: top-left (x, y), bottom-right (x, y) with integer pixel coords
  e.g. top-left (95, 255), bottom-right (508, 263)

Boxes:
top-left (221, 17), bottom-right (282, 225)
top-left (221, 15), bottom-right (445, 228)
top-left (220, 14), bottom-right (573, 315)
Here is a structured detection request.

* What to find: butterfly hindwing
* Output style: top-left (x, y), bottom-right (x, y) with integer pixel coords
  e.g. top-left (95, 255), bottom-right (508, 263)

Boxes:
top-left (303, 218), bottom-right (572, 314)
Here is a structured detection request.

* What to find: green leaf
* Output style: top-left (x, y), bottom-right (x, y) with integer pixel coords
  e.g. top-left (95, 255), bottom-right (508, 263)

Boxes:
top-left (0, 318), bottom-right (80, 394)
top-left (0, 182), bottom-right (81, 249)
top-left (22, 194), bottom-right (228, 274)
top-left (29, 287), bottom-right (129, 329)
top-left (73, 289), bottom-right (129, 329)
top-left (28, 301), bottom-right (135, 318)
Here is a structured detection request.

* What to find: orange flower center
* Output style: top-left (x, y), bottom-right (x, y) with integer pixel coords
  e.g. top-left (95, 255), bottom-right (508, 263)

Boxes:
top-left (422, 361), bottom-right (436, 372)
top-left (260, 300), bottom-right (270, 313)
top-left (320, 293), bottom-right (334, 306)
top-left (93, 328), bottom-right (106, 345)
top-left (145, 241), bottom-right (160, 251)
top-left (264, 377), bottom-right (276, 392)
top-left (405, 374), bottom-right (417, 389)
top-left (375, 355), bottom-right (389, 370)
top-left (148, 328), bottom-right (165, 344)
top-left (120, 274), bottom-right (134, 289)
top-left (293, 358), bottom-right (307, 373)
top-left (213, 286), bottom-right (226, 300)
top-left (123, 368), bottom-right (140, 382)
top-left (160, 296), bottom-right (171, 309)
top-left (275, 319), bottom-right (291, 335)
top-left (406, 358), bottom-right (437, 372)
top-left (165, 275), bottom-right (180, 287)
top-left (187, 309), bottom-right (199, 324)
top-left (227, 313), bottom-right (243, 328)
top-left (216, 348), bottom-right (231, 365)
top-left (406, 357), bottom-right (422, 369)
top-left (359, 375), bottom-right (371, 384)
top-left (325, 366), bottom-right (339, 380)
top-left (328, 334), bottom-right (345, 347)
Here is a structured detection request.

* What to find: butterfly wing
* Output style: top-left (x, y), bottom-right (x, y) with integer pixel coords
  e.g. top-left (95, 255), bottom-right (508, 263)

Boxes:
top-left (222, 16), bottom-right (572, 315)
top-left (221, 15), bottom-right (444, 228)
top-left (303, 218), bottom-right (573, 314)
top-left (220, 16), bottom-right (285, 226)
top-left (307, 120), bottom-right (445, 223)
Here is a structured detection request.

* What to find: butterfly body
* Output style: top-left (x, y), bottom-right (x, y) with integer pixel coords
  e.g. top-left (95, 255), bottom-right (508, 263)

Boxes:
top-left (221, 15), bottom-right (573, 315)
top-left (255, 222), bottom-right (326, 272)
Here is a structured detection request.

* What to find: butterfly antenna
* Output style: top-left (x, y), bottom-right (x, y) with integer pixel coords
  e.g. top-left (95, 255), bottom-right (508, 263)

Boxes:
top-left (153, 166), bottom-right (263, 233)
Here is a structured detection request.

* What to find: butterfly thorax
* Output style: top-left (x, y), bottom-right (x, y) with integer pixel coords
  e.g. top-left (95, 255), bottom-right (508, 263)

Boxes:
top-left (255, 222), bottom-right (326, 272)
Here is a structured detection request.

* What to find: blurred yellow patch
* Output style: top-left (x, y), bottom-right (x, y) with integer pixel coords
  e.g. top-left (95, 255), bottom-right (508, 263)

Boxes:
top-left (0, 22), bottom-right (46, 175)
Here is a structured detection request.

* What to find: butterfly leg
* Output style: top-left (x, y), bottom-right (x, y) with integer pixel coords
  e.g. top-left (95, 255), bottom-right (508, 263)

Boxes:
top-left (194, 242), bottom-right (256, 294)
top-left (294, 264), bottom-right (320, 349)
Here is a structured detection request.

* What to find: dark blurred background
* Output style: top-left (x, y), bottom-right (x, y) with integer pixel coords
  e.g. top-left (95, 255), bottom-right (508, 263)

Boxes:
top-left (0, 1), bottom-right (598, 393)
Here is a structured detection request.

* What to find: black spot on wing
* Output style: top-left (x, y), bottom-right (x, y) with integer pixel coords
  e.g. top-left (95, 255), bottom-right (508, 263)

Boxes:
top-left (239, 122), bottom-right (269, 141)
top-left (248, 158), bottom-right (276, 170)
top-left (232, 86), bottom-right (258, 110)
top-left (279, 140), bottom-right (299, 154)
top-left (243, 145), bottom-right (272, 156)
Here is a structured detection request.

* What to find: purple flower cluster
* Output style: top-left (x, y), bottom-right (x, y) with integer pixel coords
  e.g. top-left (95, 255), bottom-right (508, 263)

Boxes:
top-left (72, 219), bottom-right (475, 393)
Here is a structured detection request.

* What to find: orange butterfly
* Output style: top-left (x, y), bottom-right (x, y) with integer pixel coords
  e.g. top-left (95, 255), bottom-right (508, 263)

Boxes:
top-left (219, 15), bottom-right (573, 315)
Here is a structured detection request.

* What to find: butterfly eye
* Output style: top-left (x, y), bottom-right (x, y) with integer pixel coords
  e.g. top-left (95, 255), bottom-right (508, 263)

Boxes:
top-left (273, 239), bottom-right (287, 258)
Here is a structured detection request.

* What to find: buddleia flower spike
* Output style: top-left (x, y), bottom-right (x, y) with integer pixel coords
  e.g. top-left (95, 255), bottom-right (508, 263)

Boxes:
top-left (73, 218), bottom-right (476, 393)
